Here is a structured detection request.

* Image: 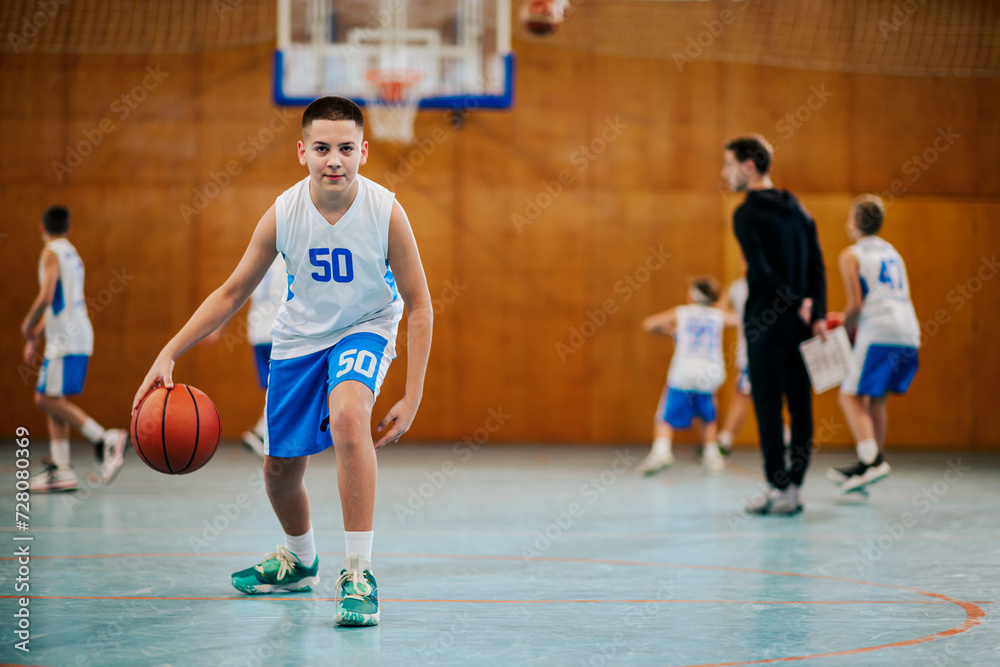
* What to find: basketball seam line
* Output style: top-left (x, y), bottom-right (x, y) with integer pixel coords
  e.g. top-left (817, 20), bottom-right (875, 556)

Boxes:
top-left (182, 385), bottom-right (200, 472)
top-left (161, 387), bottom-right (174, 474)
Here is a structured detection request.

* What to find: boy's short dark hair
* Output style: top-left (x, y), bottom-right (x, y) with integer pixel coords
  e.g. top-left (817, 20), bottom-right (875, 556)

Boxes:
top-left (42, 205), bottom-right (70, 235)
top-left (724, 135), bottom-right (774, 175)
top-left (691, 276), bottom-right (722, 305)
top-left (853, 194), bottom-right (885, 236)
top-left (302, 95), bottom-right (365, 135)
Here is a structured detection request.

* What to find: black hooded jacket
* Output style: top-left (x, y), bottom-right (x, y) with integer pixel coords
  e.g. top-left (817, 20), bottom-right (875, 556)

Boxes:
top-left (733, 188), bottom-right (827, 344)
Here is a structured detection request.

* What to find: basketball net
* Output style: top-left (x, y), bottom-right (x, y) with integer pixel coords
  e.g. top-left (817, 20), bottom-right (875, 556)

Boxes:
top-left (364, 69), bottom-right (423, 144)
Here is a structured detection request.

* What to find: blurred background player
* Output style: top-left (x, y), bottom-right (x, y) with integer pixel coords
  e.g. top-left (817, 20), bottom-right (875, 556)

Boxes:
top-left (241, 254), bottom-right (288, 458)
top-left (716, 265), bottom-right (750, 456)
top-left (828, 195), bottom-right (920, 493)
top-left (21, 205), bottom-right (128, 492)
top-left (638, 277), bottom-right (736, 476)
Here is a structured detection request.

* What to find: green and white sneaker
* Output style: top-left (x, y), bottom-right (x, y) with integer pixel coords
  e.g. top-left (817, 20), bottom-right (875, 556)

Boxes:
top-left (334, 554), bottom-right (380, 627)
top-left (231, 545), bottom-right (318, 595)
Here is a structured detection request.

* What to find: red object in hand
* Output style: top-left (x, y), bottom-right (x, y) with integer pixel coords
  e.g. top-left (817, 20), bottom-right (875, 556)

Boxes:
top-left (826, 312), bottom-right (844, 329)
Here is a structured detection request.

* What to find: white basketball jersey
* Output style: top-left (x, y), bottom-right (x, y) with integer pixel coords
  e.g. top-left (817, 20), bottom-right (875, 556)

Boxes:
top-left (728, 277), bottom-right (749, 370)
top-left (270, 175), bottom-right (403, 360)
top-left (849, 236), bottom-right (920, 347)
top-left (247, 254), bottom-right (287, 345)
top-left (41, 238), bottom-right (94, 359)
top-left (667, 304), bottom-right (727, 393)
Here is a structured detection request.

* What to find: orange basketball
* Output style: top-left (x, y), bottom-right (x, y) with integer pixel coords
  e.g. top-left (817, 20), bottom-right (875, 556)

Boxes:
top-left (519, 0), bottom-right (566, 36)
top-left (130, 384), bottom-right (221, 475)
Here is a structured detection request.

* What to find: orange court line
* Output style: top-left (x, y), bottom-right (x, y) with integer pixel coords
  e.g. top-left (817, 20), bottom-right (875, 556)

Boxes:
top-left (0, 594), bottom-right (993, 605)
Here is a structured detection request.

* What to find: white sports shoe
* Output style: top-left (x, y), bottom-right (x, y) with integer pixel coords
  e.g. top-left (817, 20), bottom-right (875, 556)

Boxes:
top-left (840, 461), bottom-right (891, 493)
top-left (30, 463), bottom-right (79, 493)
top-left (702, 443), bottom-right (726, 474)
top-left (241, 430), bottom-right (266, 459)
top-left (637, 450), bottom-right (675, 477)
top-left (97, 429), bottom-right (128, 485)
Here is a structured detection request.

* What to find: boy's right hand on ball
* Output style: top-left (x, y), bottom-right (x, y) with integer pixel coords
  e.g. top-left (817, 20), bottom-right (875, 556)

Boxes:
top-left (132, 356), bottom-right (175, 413)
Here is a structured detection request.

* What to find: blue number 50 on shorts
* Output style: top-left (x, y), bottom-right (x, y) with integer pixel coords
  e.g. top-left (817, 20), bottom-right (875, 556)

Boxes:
top-left (265, 332), bottom-right (393, 457)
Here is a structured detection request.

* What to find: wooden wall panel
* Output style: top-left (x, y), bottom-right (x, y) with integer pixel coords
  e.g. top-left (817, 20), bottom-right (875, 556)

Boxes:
top-left (1, 31), bottom-right (998, 448)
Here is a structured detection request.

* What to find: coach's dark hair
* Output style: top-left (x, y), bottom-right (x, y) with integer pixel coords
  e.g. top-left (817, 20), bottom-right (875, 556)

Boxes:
top-left (691, 276), bottom-right (722, 305)
top-left (853, 194), bottom-right (885, 236)
top-left (302, 95), bottom-right (364, 134)
top-left (42, 205), bottom-right (70, 235)
top-left (725, 135), bottom-right (774, 175)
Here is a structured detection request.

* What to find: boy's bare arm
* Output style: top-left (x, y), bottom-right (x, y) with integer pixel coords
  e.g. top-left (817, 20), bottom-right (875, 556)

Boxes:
top-left (375, 200), bottom-right (433, 448)
top-left (20, 250), bottom-right (58, 339)
top-left (839, 249), bottom-right (863, 335)
top-left (132, 206), bottom-right (278, 410)
top-left (642, 308), bottom-right (676, 336)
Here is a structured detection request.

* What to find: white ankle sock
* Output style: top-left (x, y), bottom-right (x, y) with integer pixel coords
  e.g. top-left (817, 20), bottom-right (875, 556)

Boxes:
top-left (51, 440), bottom-right (71, 467)
top-left (857, 438), bottom-right (879, 465)
top-left (284, 526), bottom-right (316, 566)
top-left (718, 431), bottom-right (733, 449)
top-left (80, 418), bottom-right (105, 443)
top-left (652, 437), bottom-right (671, 457)
top-left (345, 531), bottom-right (374, 562)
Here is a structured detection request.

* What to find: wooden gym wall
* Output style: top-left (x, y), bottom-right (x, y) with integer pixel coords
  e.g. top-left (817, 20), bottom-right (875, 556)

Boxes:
top-left (1, 39), bottom-right (998, 449)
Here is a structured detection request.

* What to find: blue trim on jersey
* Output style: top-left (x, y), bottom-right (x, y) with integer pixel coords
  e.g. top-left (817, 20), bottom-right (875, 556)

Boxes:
top-left (254, 344), bottom-right (272, 389)
top-left (265, 333), bottom-right (391, 457)
top-left (859, 276), bottom-right (869, 300)
top-left (857, 345), bottom-right (919, 397)
top-left (285, 256), bottom-right (295, 301)
top-left (662, 389), bottom-right (716, 429)
top-left (383, 260), bottom-right (398, 300)
top-left (52, 278), bottom-right (65, 315)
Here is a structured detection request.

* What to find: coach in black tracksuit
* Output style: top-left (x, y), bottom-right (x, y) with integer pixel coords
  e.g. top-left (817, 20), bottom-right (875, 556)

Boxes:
top-left (722, 136), bottom-right (827, 515)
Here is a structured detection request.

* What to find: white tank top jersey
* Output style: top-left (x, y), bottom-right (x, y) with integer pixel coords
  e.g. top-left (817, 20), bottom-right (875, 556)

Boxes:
top-left (247, 254), bottom-right (288, 345)
top-left (728, 277), bottom-right (749, 370)
top-left (667, 304), bottom-right (727, 393)
top-left (848, 235), bottom-right (921, 347)
top-left (41, 238), bottom-right (94, 359)
top-left (270, 175), bottom-right (403, 360)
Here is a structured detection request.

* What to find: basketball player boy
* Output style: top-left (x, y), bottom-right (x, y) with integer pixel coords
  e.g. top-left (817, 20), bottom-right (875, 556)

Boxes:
top-left (828, 195), bottom-right (919, 493)
top-left (716, 266), bottom-right (751, 457)
top-left (637, 277), bottom-right (737, 476)
top-left (133, 96), bottom-right (433, 627)
top-left (22, 205), bottom-right (128, 492)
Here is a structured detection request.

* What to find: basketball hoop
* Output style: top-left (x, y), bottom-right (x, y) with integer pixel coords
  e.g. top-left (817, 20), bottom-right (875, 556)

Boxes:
top-left (364, 69), bottom-right (423, 144)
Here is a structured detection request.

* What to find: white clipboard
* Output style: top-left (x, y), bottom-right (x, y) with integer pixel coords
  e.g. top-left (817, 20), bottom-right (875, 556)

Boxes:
top-left (799, 326), bottom-right (857, 394)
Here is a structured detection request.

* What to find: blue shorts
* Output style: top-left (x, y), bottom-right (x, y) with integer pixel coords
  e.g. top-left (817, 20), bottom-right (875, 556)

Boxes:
top-left (36, 355), bottom-right (89, 397)
top-left (735, 368), bottom-right (751, 395)
top-left (660, 388), bottom-right (716, 429)
top-left (254, 343), bottom-right (272, 389)
top-left (264, 332), bottom-right (393, 457)
top-left (846, 344), bottom-right (919, 398)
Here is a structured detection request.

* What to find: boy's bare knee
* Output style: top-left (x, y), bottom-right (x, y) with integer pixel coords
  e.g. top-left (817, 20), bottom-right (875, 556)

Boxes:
top-left (328, 410), bottom-right (371, 447)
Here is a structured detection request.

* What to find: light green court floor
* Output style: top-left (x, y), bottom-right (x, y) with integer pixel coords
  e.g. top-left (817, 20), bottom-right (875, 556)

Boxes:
top-left (1, 441), bottom-right (997, 666)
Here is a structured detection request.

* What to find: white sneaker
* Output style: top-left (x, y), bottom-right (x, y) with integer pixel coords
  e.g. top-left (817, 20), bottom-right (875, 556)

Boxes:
top-left (702, 443), bottom-right (725, 474)
top-left (637, 450), bottom-right (674, 477)
top-left (745, 486), bottom-right (799, 515)
top-left (29, 463), bottom-right (79, 493)
top-left (97, 429), bottom-right (128, 484)
top-left (241, 431), bottom-right (266, 459)
top-left (841, 461), bottom-right (891, 493)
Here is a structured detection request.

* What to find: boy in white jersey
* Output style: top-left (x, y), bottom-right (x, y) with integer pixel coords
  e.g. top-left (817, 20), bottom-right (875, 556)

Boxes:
top-left (828, 195), bottom-right (919, 493)
top-left (21, 206), bottom-right (128, 492)
top-left (133, 97), bottom-right (432, 627)
top-left (240, 254), bottom-right (288, 458)
top-left (638, 277), bottom-right (737, 475)
top-left (716, 270), bottom-right (751, 456)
